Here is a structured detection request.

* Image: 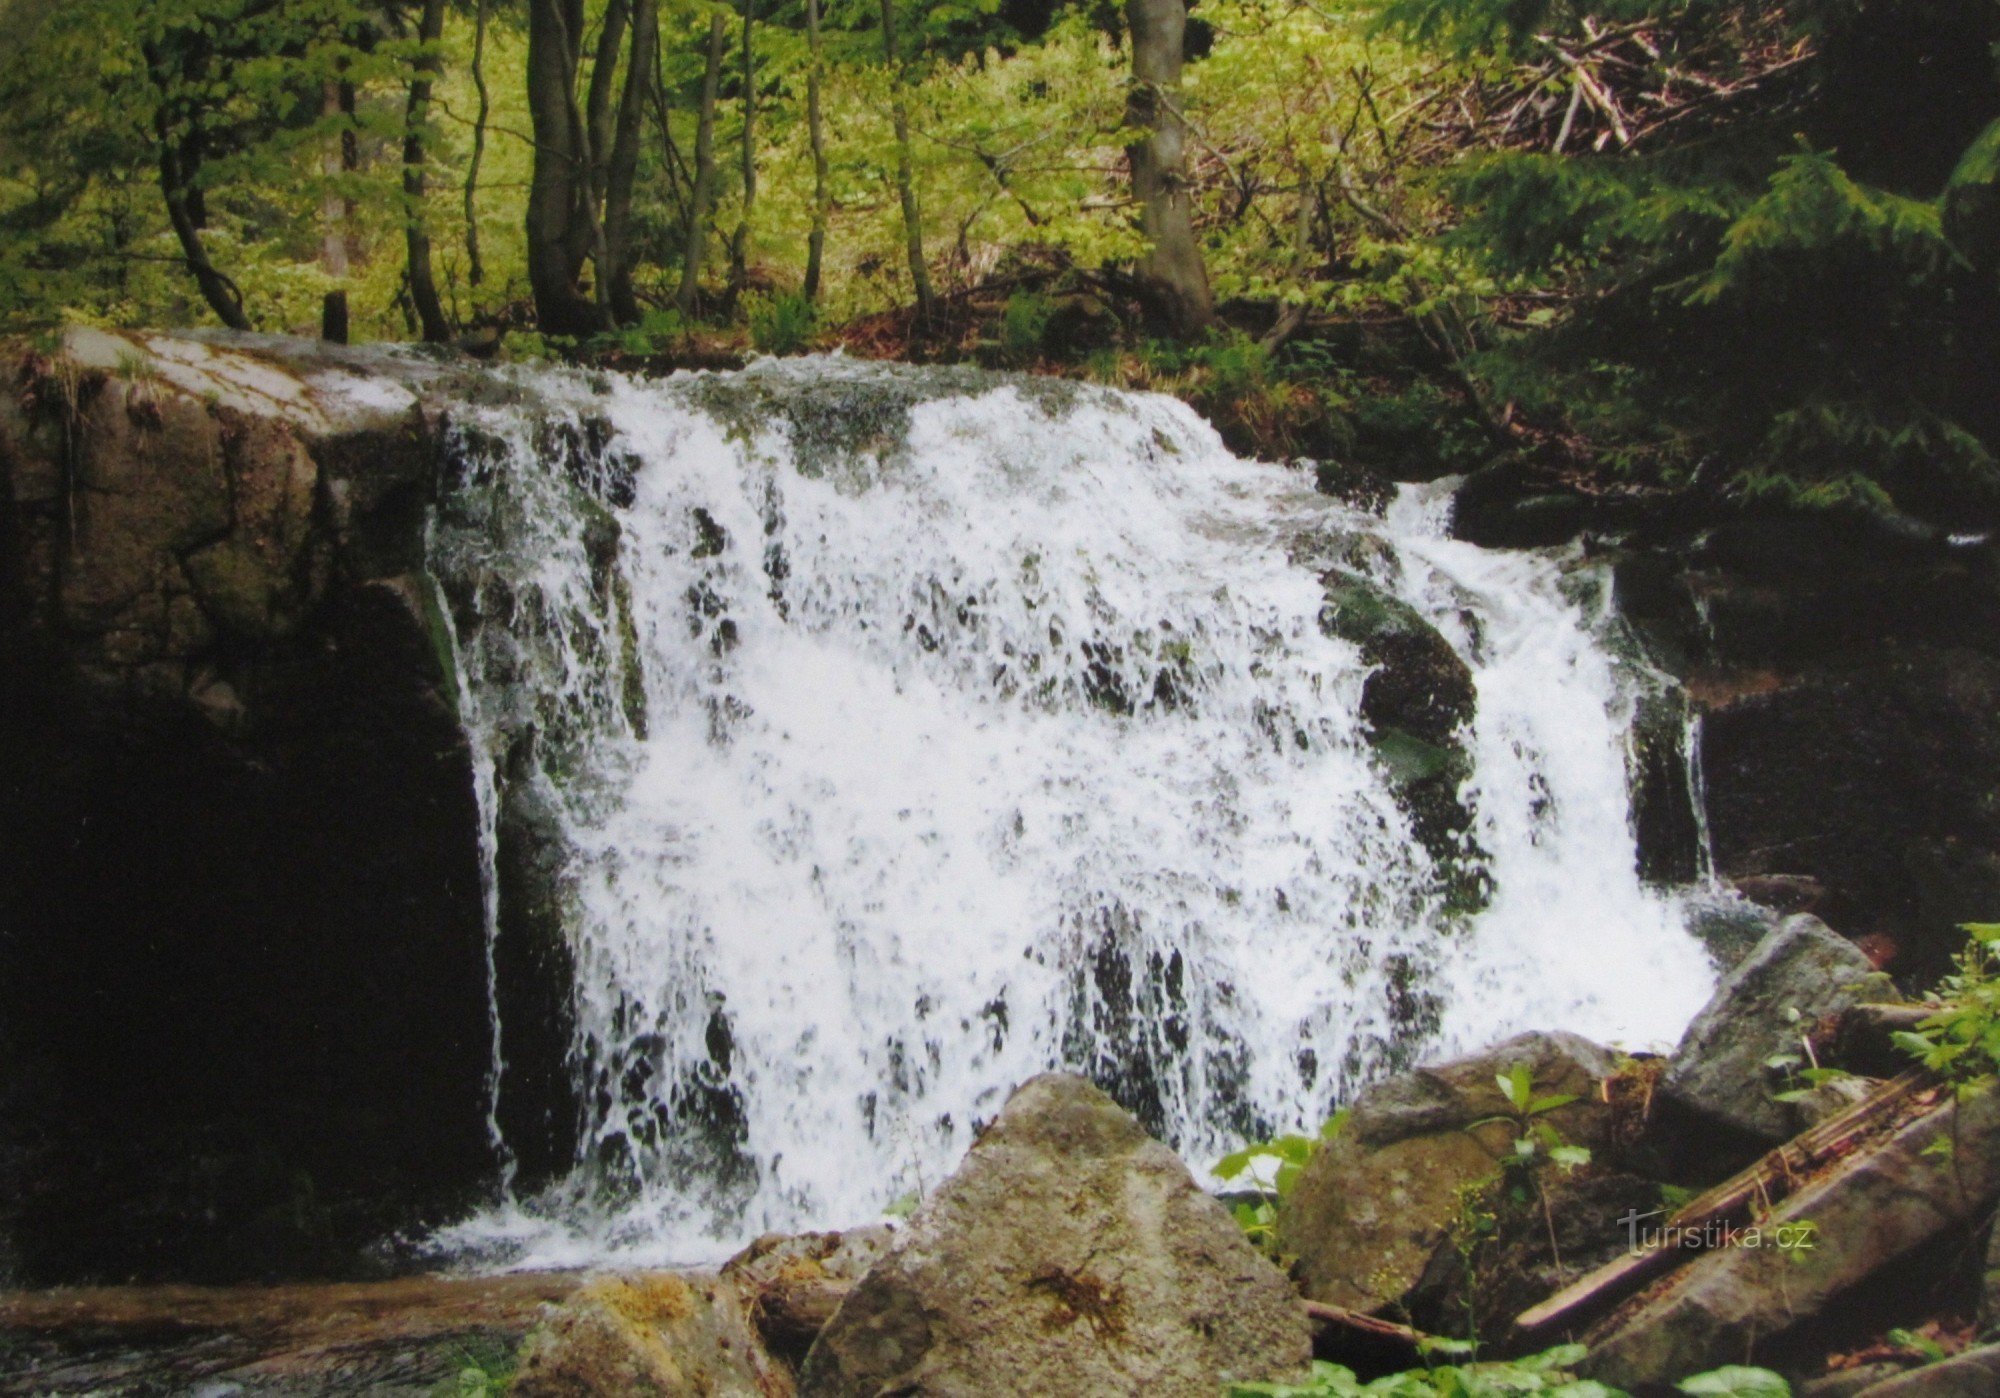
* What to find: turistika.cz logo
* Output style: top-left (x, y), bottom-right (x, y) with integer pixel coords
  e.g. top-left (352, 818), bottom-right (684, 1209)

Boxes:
top-left (1618, 1209), bottom-right (1818, 1257)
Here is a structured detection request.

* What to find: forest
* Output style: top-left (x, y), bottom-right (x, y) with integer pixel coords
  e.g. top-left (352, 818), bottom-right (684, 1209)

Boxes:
top-left (3, 0), bottom-right (1999, 527)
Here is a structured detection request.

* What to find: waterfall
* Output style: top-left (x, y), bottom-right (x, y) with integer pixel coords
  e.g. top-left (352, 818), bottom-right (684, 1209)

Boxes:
top-left (424, 356), bottom-right (1715, 1269)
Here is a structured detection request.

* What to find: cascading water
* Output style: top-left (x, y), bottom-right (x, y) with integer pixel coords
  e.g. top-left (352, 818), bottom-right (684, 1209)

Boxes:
top-left (425, 356), bottom-right (1716, 1269)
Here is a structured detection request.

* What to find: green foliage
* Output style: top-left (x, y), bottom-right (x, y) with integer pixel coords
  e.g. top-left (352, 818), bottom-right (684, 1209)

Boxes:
top-left (1894, 922), bottom-right (2000, 1084)
top-left (747, 292), bottom-right (818, 356)
top-left (1675, 1368), bottom-right (1791, 1398)
top-left (997, 289), bottom-right (1054, 359)
top-left (430, 1336), bottom-right (517, 1397)
top-left (1468, 1062), bottom-right (1592, 1174)
top-left (1213, 1109), bottom-right (1350, 1256)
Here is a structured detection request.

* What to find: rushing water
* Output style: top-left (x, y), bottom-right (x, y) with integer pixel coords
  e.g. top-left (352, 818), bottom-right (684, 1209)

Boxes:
top-left (424, 356), bottom-right (1715, 1269)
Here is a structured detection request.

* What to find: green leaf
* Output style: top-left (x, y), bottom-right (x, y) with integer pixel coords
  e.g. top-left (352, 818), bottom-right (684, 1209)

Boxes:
top-left (1676, 1366), bottom-right (1791, 1398)
top-left (1548, 1144), bottom-right (1592, 1172)
top-left (1526, 1092), bottom-right (1579, 1116)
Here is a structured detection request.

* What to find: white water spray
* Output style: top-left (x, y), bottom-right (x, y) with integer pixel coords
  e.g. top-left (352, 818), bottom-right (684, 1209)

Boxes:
top-left (426, 357), bottom-right (1714, 1269)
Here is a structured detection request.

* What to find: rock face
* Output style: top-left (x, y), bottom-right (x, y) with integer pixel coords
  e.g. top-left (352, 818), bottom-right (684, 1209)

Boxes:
top-left (1659, 914), bottom-right (1886, 1148)
top-left (1603, 506), bottom-right (2000, 982)
top-left (1278, 1031), bottom-right (1620, 1319)
top-left (1580, 1083), bottom-right (2000, 1388)
top-left (800, 1074), bottom-right (1311, 1397)
top-left (1852, 1345), bottom-right (2000, 1396)
top-left (1317, 570), bottom-right (1486, 909)
top-left (512, 1274), bottom-right (790, 1398)
top-left (0, 330), bottom-right (516, 1282)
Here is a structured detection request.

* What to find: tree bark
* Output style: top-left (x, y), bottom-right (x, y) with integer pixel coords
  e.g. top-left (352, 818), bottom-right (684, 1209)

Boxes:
top-left (525, 0), bottom-right (656, 334)
top-left (526, 0), bottom-right (602, 332)
top-left (465, 0), bottom-right (491, 286)
top-left (143, 40), bottom-right (252, 331)
top-left (1124, 0), bottom-right (1213, 338)
top-left (603, 0), bottom-right (657, 323)
top-left (727, 0), bottom-right (758, 304)
top-left (402, 0), bottom-right (452, 343)
top-left (803, 0), bottom-right (830, 302)
top-left (676, 11), bottom-right (728, 317)
top-left (320, 80), bottom-right (352, 343)
top-left (881, 0), bottom-right (934, 319)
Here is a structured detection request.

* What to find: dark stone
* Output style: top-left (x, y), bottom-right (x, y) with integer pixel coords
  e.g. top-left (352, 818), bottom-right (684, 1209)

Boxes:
top-left (802, 1075), bottom-right (1311, 1397)
top-left (1848, 1346), bottom-right (2000, 1397)
top-left (1318, 571), bottom-right (1486, 906)
top-left (1702, 651), bottom-right (2000, 982)
top-left (0, 331), bottom-right (497, 1283)
top-left (1279, 1030), bottom-right (1622, 1317)
top-left (1659, 914), bottom-right (1885, 1149)
top-left (1313, 458), bottom-right (1394, 514)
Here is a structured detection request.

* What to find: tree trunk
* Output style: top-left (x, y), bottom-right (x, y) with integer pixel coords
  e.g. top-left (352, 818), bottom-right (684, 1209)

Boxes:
top-left (402, 0), bottom-right (452, 343)
top-left (465, 0), bottom-right (490, 287)
top-left (144, 41), bottom-right (252, 331)
top-left (1124, 0), bottom-right (1212, 338)
top-left (676, 12), bottom-right (727, 317)
top-left (727, 0), bottom-right (758, 304)
top-left (603, 0), bottom-right (657, 323)
top-left (525, 0), bottom-right (602, 333)
top-left (804, 0), bottom-right (829, 302)
top-left (881, 0), bottom-right (934, 319)
top-left (320, 80), bottom-right (351, 343)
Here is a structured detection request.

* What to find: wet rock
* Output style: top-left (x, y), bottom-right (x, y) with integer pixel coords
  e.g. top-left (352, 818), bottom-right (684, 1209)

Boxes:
top-left (723, 1228), bottom-right (894, 1363)
top-left (1313, 458), bottom-right (1395, 514)
top-left (512, 1273), bottom-right (790, 1398)
top-left (800, 1074), bottom-right (1310, 1397)
top-left (1318, 571), bottom-right (1485, 906)
top-left (1853, 1345), bottom-right (2000, 1395)
top-left (1701, 651), bottom-right (2000, 982)
top-left (1580, 1083), bottom-right (2000, 1388)
top-left (1659, 915), bottom-right (1889, 1149)
top-left (1318, 573), bottom-right (1475, 748)
top-left (0, 330), bottom-right (492, 1283)
top-left (1801, 1364), bottom-right (1919, 1398)
top-left (1279, 1031), bottom-right (1621, 1317)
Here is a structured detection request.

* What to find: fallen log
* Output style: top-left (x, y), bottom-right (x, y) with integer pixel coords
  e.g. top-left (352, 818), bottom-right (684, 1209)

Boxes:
top-left (1512, 1067), bottom-right (1936, 1347)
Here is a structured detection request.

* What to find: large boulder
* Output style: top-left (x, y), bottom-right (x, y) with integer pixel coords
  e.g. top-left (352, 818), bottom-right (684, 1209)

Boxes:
top-left (1580, 1083), bottom-right (2000, 1388)
top-left (799, 1074), bottom-right (1311, 1397)
top-left (1852, 1346), bottom-right (2000, 1396)
top-left (0, 330), bottom-right (515, 1282)
top-left (1278, 1031), bottom-right (1621, 1320)
top-left (1317, 570), bottom-right (1486, 909)
top-left (1659, 914), bottom-right (1889, 1149)
top-left (512, 1273), bottom-right (790, 1397)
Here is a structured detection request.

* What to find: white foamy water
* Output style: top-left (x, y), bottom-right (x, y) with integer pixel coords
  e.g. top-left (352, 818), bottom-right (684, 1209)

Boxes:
top-left (424, 356), bottom-right (1713, 1269)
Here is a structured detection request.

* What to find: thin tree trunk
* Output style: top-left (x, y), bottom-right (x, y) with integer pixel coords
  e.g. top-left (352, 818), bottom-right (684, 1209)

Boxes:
top-left (144, 42), bottom-right (251, 331)
top-left (603, 0), bottom-right (657, 323)
top-left (676, 11), bottom-right (727, 317)
top-left (320, 80), bottom-right (351, 342)
top-left (728, 0), bottom-right (757, 303)
top-left (465, 0), bottom-right (490, 286)
top-left (403, 0), bottom-right (452, 343)
top-left (1124, 0), bottom-right (1213, 338)
top-left (804, 0), bottom-right (829, 302)
top-left (881, 0), bottom-right (934, 319)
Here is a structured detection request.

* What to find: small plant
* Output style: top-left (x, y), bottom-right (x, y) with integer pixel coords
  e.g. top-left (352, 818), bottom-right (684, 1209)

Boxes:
top-left (746, 291), bottom-right (817, 356)
top-left (1763, 1044), bottom-right (1853, 1107)
top-left (1894, 922), bottom-right (2000, 1085)
top-left (431, 1337), bottom-right (517, 1396)
top-left (1473, 1063), bottom-right (1592, 1174)
top-left (1213, 1110), bottom-right (1351, 1257)
top-left (997, 290), bottom-right (1055, 359)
